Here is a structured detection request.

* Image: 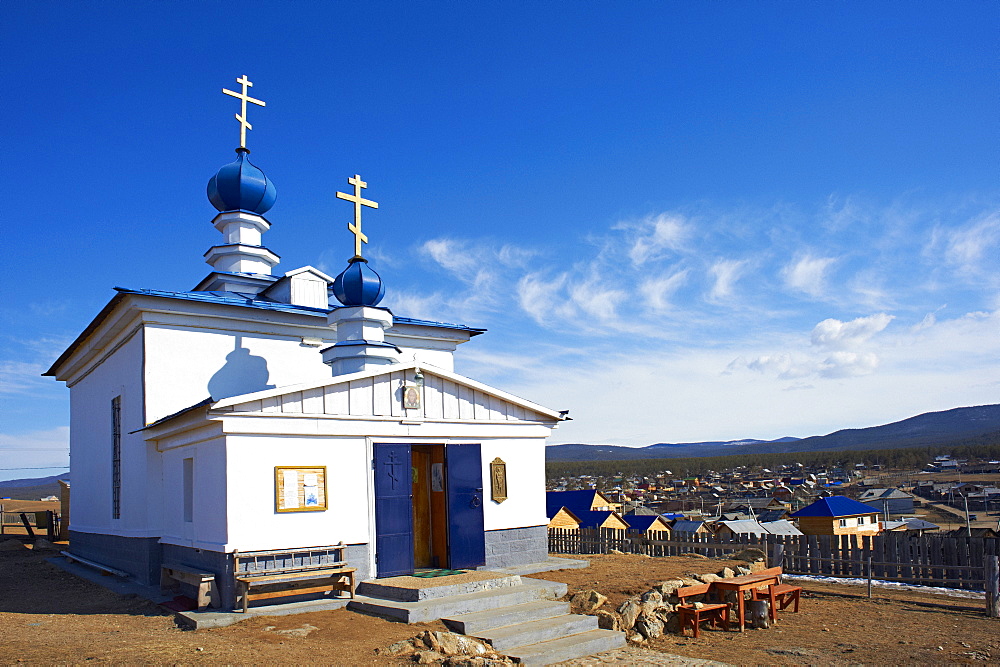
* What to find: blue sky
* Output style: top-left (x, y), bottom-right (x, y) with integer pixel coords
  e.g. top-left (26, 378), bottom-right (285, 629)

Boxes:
top-left (2, 2), bottom-right (998, 481)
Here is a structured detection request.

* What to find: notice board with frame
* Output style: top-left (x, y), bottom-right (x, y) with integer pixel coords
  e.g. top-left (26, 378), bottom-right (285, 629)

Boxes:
top-left (274, 466), bottom-right (328, 512)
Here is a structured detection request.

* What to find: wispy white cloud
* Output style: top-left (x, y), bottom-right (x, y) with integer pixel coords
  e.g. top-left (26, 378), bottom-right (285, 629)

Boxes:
top-left (0, 361), bottom-right (52, 396)
top-left (781, 253), bottom-right (837, 298)
top-left (707, 259), bottom-right (748, 302)
top-left (621, 213), bottom-right (691, 266)
top-left (939, 211), bottom-right (1000, 277)
top-left (810, 313), bottom-right (893, 350)
top-left (640, 270), bottom-right (689, 311)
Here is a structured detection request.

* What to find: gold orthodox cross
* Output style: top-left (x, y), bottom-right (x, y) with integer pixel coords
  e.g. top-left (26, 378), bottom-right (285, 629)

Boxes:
top-left (222, 75), bottom-right (266, 149)
top-left (336, 174), bottom-right (379, 258)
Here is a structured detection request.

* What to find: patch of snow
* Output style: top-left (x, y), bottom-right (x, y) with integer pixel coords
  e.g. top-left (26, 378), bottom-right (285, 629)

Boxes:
top-left (784, 573), bottom-right (985, 599)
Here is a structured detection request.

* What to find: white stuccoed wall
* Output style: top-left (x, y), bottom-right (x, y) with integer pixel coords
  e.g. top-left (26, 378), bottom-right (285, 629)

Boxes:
top-left (159, 437), bottom-right (229, 550)
top-left (480, 438), bottom-right (548, 531)
top-left (69, 331), bottom-right (157, 536)
top-left (220, 434), bottom-right (372, 551)
top-left (143, 324), bottom-right (335, 423)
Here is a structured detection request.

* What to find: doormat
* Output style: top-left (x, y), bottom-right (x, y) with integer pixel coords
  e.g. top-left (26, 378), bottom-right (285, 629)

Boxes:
top-left (411, 569), bottom-right (467, 578)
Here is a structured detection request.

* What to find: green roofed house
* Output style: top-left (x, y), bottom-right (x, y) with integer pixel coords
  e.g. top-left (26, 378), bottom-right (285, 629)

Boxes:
top-left (790, 496), bottom-right (881, 536)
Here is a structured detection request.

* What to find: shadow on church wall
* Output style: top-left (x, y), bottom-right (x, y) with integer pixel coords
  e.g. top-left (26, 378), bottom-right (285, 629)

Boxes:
top-left (208, 336), bottom-right (275, 400)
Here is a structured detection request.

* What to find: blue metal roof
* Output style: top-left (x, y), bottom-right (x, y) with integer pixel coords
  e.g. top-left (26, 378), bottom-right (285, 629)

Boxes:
top-left (576, 510), bottom-right (629, 530)
top-left (790, 495), bottom-right (878, 518)
top-left (625, 515), bottom-right (667, 531)
top-left (546, 490), bottom-right (607, 518)
top-left (44, 285), bottom-right (485, 377)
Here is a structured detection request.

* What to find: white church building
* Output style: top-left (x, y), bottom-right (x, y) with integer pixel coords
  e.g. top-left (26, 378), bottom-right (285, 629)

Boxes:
top-left (44, 78), bottom-right (566, 609)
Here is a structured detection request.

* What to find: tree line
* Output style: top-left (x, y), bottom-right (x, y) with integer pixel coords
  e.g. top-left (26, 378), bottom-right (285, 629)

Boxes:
top-left (545, 435), bottom-right (1000, 480)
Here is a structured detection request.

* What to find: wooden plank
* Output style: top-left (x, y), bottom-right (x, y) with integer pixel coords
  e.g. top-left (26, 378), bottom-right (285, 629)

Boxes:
top-left (389, 371), bottom-right (405, 417)
top-left (324, 384), bottom-right (349, 415)
top-left (280, 391), bottom-right (303, 413)
top-left (348, 378), bottom-right (374, 416)
top-left (372, 374), bottom-right (392, 416)
top-left (442, 380), bottom-right (460, 419)
top-left (424, 374), bottom-right (443, 419)
top-left (457, 384), bottom-right (474, 419)
top-left (301, 387), bottom-right (324, 414)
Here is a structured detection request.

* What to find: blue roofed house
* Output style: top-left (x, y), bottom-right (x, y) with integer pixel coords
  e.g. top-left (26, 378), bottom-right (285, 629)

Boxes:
top-left (790, 496), bottom-right (881, 536)
top-left (44, 95), bottom-right (570, 610)
top-left (624, 514), bottom-right (671, 536)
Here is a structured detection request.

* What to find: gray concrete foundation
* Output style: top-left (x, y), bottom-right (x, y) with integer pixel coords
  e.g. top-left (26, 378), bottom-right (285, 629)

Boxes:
top-left (483, 525), bottom-right (548, 569)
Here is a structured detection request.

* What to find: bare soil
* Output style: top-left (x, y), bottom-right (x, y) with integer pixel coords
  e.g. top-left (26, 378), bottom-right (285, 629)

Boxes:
top-left (2, 542), bottom-right (999, 665)
top-left (536, 553), bottom-right (1000, 665)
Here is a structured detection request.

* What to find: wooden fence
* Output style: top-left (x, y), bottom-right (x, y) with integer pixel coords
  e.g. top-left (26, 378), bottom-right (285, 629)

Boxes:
top-left (549, 528), bottom-right (1000, 591)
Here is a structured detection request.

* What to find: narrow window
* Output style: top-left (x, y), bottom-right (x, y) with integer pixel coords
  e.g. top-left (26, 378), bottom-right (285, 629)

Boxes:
top-left (183, 458), bottom-right (194, 523)
top-left (111, 396), bottom-right (121, 520)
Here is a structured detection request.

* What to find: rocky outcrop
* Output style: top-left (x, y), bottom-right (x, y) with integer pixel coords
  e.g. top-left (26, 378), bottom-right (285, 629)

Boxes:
top-left (568, 560), bottom-right (767, 644)
top-left (384, 631), bottom-right (513, 664)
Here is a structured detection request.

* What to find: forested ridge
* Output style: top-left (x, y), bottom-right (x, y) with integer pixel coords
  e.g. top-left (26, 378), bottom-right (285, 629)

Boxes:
top-left (545, 433), bottom-right (1000, 479)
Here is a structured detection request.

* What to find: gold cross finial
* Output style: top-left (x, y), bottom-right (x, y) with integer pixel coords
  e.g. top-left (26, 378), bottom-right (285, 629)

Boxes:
top-left (336, 174), bottom-right (379, 259)
top-left (222, 75), bottom-right (266, 149)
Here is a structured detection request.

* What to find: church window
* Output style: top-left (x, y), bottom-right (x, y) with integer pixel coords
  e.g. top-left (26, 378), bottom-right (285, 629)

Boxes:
top-left (111, 396), bottom-right (121, 520)
top-left (183, 458), bottom-right (194, 523)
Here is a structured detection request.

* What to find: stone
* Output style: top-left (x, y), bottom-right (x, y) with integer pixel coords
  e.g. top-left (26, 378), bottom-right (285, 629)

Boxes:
top-left (720, 567), bottom-right (735, 579)
top-left (736, 566), bottom-right (752, 576)
top-left (640, 590), bottom-right (662, 605)
top-left (595, 609), bottom-right (620, 630)
top-left (432, 632), bottom-right (489, 657)
top-left (386, 640), bottom-right (417, 656)
top-left (633, 613), bottom-right (664, 639)
top-left (609, 548), bottom-right (624, 554)
top-left (679, 577), bottom-right (701, 586)
top-left (749, 560), bottom-right (766, 573)
top-left (617, 597), bottom-right (642, 629)
top-left (654, 579), bottom-right (686, 597)
top-left (273, 624), bottom-right (319, 638)
top-left (414, 650), bottom-right (442, 664)
top-left (664, 614), bottom-right (681, 633)
top-left (571, 589), bottom-right (607, 612)
top-left (697, 573), bottom-right (721, 584)
top-left (731, 548), bottom-right (766, 562)
top-left (626, 631), bottom-right (646, 645)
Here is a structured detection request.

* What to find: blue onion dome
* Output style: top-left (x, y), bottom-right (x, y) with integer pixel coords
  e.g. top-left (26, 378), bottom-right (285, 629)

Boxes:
top-left (207, 148), bottom-right (277, 214)
top-left (333, 257), bottom-right (385, 306)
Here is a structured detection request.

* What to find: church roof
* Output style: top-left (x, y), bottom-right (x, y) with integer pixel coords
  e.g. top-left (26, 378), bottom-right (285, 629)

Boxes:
top-left (44, 286), bottom-right (484, 377)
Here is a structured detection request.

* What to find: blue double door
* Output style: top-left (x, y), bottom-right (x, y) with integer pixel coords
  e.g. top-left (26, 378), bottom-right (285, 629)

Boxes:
top-left (373, 443), bottom-right (486, 578)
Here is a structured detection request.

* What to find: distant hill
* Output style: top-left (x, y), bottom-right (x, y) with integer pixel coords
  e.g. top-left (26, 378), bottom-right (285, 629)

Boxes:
top-left (0, 474), bottom-right (68, 501)
top-left (546, 404), bottom-right (1000, 462)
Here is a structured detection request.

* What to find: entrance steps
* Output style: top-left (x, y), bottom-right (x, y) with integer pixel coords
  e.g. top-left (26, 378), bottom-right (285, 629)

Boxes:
top-left (348, 572), bottom-right (625, 665)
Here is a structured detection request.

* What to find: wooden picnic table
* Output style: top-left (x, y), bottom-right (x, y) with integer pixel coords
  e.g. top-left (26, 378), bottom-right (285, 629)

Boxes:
top-left (710, 572), bottom-right (780, 632)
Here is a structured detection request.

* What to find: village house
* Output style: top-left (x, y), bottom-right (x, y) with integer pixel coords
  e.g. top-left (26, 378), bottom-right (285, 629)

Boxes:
top-left (790, 496), bottom-right (881, 536)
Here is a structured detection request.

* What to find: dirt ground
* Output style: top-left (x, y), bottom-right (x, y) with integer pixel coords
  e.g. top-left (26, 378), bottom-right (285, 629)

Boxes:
top-left (2, 542), bottom-right (999, 665)
top-left (535, 553), bottom-right (1000, 665)
top-left (0, 539), bottom-right (446, 665)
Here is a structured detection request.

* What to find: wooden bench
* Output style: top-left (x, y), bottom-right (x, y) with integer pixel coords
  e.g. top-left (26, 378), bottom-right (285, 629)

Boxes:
top-left (676, 583), bottom-right (730, 638)
top-left (234, 544), bottom-right (356, 613)
top-left (160, 563), bottom-right (220, 610)
top-left (749, 566), bottom-right (802, 621)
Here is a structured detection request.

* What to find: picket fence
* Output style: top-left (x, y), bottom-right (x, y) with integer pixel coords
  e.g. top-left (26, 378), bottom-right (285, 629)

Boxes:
top-left (548, 527), bottom-right (1000, 591)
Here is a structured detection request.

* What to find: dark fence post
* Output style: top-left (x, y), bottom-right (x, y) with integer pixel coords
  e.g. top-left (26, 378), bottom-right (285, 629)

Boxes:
top-left (986, 555), bottom-right (999, 618)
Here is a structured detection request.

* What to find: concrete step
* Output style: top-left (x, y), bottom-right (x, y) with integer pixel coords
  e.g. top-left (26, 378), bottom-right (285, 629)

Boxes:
top-left (502, 628), bottom-right (627, 665)
top-left (472, 613), bottom-right (598, 652)
top-left (442, 599), bottom-right (569, 634)
top-left (356, 573), bottom-right (522, 602)
top-left (348, 578), bottom-right (566, 623)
